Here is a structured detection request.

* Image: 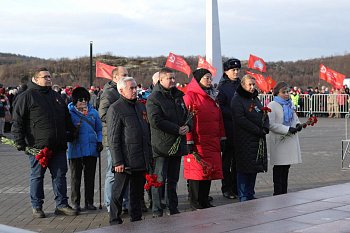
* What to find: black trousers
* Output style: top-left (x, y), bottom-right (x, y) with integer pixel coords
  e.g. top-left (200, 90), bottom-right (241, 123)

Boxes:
top-left (69, 156), bottom-right (97, 206)
top-left (221, 140), bottom-right (237, 195)
top-left (109, 171), bottom-right (145, 223)
top-left (273, 165), bottom-right (291, 195)
top-left (189, 180), bottom-right (211, 208)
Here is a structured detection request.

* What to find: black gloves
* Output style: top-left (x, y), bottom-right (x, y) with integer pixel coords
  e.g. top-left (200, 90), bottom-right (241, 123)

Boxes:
top-left (263, 127), bottom-right (269, 135)
top-left (288, 127), bottom-right (298, 134)
top-left (16, 144), bottom-right (26, 151)
top-left (186, 144), bottom-right (194, 154)
top-left (97, 142), bottom-right (103, 152)
top-left (260, 127), bottom-right (269, 136)
top-left (296, 124), bottom-right (303, 132)
top-left (220, 140), bottom-right (226, 152)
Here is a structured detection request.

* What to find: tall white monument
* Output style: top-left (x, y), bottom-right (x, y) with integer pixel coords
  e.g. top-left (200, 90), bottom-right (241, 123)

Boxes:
top-left (206, 0), bottom-right (223, 83)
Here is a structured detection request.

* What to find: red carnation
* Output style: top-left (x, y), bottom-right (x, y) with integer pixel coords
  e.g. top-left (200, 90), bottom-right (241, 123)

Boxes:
top-left (144, 173), bottom-right (163, 191)
top-left (34, 147), bottom-right (53, 168)
top-left (261, 107), bottom-right (272, 112)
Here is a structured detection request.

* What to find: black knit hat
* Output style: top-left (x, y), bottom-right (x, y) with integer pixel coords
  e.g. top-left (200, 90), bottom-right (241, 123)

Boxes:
top-left (223, 58), bottom-right (241, 71)
top-left (72, 87), bottom-right (90, 105)
top-left (273, 81), bottom-right (289, 96)
top-left (193, 68), bottom-right (211, 83)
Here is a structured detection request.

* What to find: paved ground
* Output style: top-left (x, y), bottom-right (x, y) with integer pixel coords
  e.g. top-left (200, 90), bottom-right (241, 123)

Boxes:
top-left (83, 183), bottom-right (350, 233)
top-left (1, 117), bottom-right (350, 232)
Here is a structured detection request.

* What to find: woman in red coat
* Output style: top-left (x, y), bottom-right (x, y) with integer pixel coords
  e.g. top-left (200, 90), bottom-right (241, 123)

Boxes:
top-left (183, 68), bottom-right (225, 209)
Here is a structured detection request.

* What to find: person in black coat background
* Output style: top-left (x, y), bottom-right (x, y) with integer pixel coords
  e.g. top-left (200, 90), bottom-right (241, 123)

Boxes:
top-left (107, 77), bottom-right (151, 225)
top-left (217, 58), bottom-right (241, 199)
top-left (231, 74), bottom-right (269, 202)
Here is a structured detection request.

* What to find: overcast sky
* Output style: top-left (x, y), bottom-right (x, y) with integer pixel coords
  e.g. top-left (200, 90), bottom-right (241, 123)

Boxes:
top-left (0, 0), bottom-right (349, 62)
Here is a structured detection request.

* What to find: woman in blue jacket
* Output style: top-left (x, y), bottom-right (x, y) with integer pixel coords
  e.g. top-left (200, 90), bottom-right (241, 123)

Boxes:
top-left (67, 87), bottom-right (103, 211)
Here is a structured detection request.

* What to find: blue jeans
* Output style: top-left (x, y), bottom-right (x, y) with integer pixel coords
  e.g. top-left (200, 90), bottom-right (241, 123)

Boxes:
top-left (152, 156), bottom-right (182, 214)
top-left (29, 150), bottom-right (69, 208)
top-left (237, 172), bottom-right (257, 202)
top-left (104, 147), bottom-right (128, 210)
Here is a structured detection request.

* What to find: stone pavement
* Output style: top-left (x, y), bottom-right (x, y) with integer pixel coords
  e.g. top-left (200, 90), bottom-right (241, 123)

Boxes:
top-left (83, 183), bottom-right (350, 233)
top-left (0, 117), bottom-right (350, 232)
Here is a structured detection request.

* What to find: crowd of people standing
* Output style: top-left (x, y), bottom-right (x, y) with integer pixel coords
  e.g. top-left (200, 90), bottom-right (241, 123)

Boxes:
top-left (0, 59), bottom-right (337, 225)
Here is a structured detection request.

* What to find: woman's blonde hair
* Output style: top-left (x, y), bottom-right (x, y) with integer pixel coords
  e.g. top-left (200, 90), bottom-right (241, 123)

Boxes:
top-left (241, 74), bottom-right (255, 84)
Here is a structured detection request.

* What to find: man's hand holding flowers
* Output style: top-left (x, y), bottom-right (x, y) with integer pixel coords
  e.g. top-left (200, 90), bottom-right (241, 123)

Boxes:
top-left (16, 143), bottom-right (26, 151)
top-left (179, 125), bottom-right (189, 135)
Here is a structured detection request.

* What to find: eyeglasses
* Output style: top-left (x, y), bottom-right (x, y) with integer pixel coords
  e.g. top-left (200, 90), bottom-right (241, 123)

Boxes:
top-left (77, 98), bottom-right (87, 102)
top-left (166, 77), bottom-right (176, 80)
top-left (38, 75), bottom-right (52, 80)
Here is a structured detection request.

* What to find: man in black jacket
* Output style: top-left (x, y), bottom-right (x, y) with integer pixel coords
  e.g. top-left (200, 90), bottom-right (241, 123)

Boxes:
top-left (11, 67), bottom-right (77, 218)
top-left (217, 58), bottom-right (242, 199)
top-left (107, 77), bottom-right (151, 224)
top-left (146, 68), bottom-right (190, 217)
top-left (98, 66), bottom-right (129, 213)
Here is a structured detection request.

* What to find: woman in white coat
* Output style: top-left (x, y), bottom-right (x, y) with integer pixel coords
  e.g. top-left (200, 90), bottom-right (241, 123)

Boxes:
top-left (267, 82), bottom-right (302, 195)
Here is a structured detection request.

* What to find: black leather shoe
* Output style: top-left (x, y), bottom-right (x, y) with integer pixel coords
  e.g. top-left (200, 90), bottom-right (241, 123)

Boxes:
top-left (110, 218), bottom-right (123, 225)
top-left (223, 191), bottom-right (236, 199)
top-left (204, 202), bottom-right (216, 208)
top-left (168, 209), bottom-right (180, 215)
top-left (190, 202), bottom-right (204, 210)
top-left (85, 204), bottom-right (97, 210)
top-left (130, 217), bottom-right (142, 222)
top-left (73, 205), bottom-right (81, 212)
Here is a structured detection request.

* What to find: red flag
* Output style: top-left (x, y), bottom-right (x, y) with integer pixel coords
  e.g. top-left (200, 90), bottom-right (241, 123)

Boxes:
top-left (246, 71), bottom-right (269, 93)
top-left (320, 64), bottom-right (346, 89)
top-left (248, 54), bottom-right (267, 73)
top-left (96, 61), bottom-right (116, 80)
top-left (266, 76), bottom-right (276, 91)
top-left (165, 52), bottom-right (192, 77)
top-left (197, 55), bottom-right (217, 77)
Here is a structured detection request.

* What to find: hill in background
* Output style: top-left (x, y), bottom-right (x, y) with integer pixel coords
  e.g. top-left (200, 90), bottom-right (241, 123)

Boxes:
top-left (0, 52), bottom-right (349, 90)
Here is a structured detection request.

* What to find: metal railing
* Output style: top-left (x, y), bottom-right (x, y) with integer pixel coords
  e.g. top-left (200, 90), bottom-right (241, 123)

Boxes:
top-left (258, 94), bottom-right (349, 115)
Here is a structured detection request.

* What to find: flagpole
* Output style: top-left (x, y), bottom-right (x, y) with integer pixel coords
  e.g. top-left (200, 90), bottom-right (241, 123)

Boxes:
top-left (90, 41), bottom-right (93, 87)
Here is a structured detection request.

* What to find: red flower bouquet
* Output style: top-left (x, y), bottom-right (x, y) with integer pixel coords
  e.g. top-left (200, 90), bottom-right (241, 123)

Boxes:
top-left (261, 107), bottom-right (272, 113)
top-left (34, 147), bottom-right (53, 168)
top-left (144, 173), bottom-right (163, 191)
top-left (1, 137), bottom-right (53, 168)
